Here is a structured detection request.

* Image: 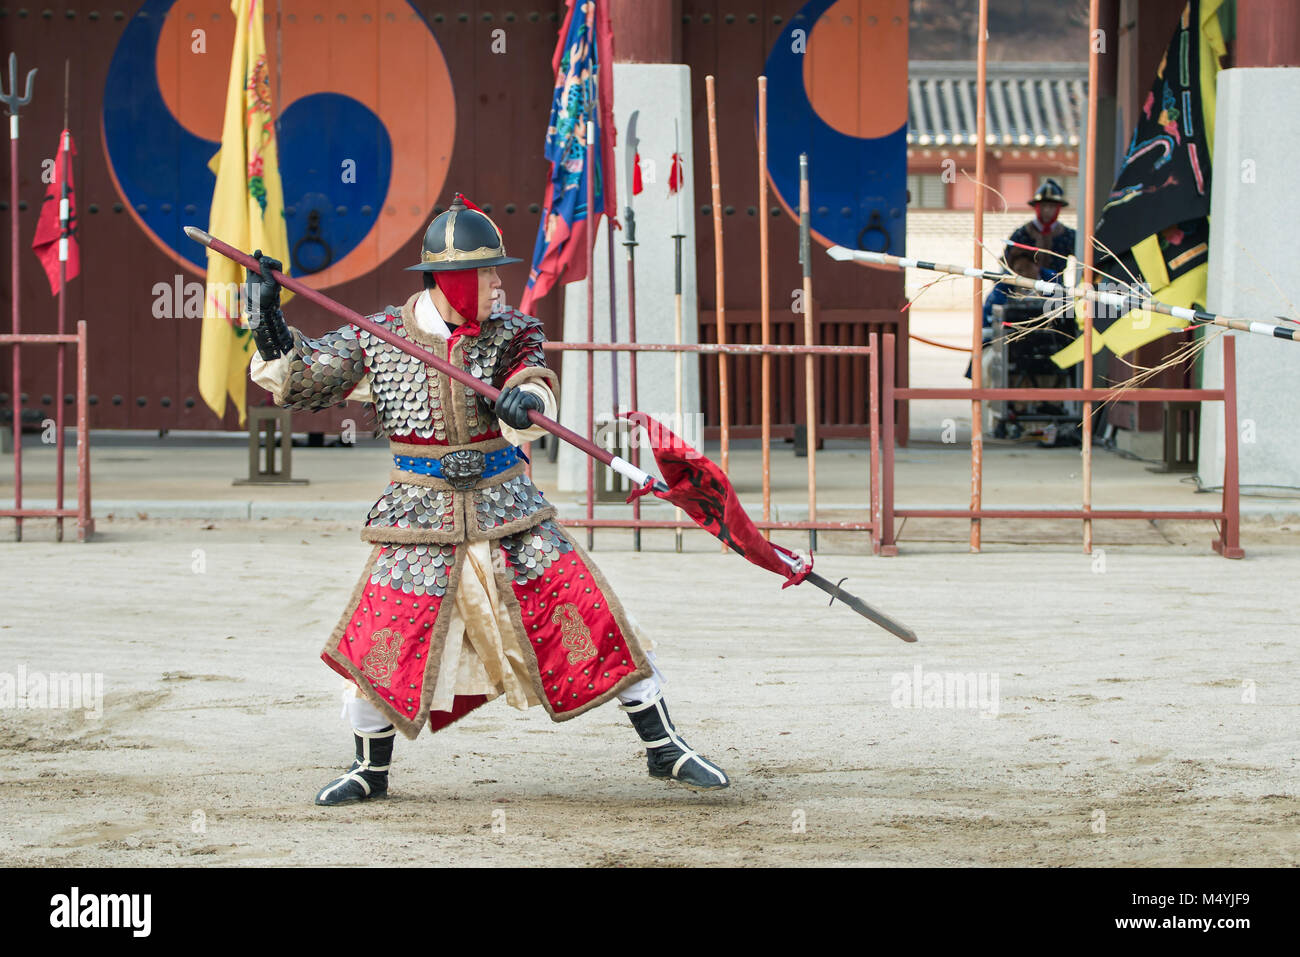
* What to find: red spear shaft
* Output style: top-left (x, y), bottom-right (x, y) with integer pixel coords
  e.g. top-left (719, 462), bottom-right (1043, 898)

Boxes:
top-left (184, 225), bottom-right (660, 492)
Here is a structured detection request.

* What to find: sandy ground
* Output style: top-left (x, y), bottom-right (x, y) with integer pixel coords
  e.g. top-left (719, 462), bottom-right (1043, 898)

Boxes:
top-left (1, 517), bottom-right (1297, 867)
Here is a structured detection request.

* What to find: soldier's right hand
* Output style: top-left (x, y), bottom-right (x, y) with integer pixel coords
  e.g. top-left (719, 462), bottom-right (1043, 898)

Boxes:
top-left (247, 249), bottom-right (283, 315)
top-left (247, 250), bottom-right (293, 360)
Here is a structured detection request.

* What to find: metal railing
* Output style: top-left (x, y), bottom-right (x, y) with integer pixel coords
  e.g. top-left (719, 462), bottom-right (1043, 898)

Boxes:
top-left (878, 332), bottom-right (1243, 558)
top-left (531, 336), bottom-right (884, 552)
top-left (2, 320), bottom-right (95, 541)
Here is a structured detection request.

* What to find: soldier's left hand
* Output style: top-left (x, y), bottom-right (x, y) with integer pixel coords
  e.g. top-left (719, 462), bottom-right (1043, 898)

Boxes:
top-left (495, 386), bottom-right (544, 429)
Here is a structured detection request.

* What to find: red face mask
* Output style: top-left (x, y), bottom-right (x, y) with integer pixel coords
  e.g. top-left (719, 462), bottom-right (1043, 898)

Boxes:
top-left (431, 268), bottom-right (482, 346)
top-left (1035, 203), bottom-right (1060, 227)
top-left (433, 266), bottom-right (479, 317)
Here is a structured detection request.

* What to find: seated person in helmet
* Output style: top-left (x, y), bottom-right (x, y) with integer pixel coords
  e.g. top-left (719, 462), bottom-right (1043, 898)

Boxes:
top-left (1005, 178), bottom-right (1076, 281)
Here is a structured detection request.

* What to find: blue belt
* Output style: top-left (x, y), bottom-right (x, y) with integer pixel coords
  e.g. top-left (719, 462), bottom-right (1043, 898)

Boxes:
top-left (394, 446), bottom-right (525, 480)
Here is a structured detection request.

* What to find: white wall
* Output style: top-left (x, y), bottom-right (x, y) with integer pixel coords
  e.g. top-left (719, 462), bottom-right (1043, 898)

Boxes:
top-left (1197, 68), bottom-right (1300, 491)
top-left (558, 64), bottom-right (700, 491)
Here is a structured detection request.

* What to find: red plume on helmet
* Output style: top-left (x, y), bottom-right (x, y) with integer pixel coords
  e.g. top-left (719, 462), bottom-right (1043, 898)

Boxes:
top-left (455, 191), bottom-right (485, 214)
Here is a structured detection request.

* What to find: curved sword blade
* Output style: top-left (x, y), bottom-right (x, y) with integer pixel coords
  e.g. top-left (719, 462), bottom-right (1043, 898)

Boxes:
top-left (624, 109), bottom-right (640, 201)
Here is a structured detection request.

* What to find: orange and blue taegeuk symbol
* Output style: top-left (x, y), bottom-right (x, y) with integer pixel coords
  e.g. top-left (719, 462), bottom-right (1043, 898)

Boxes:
top-left (102, 0), bottom-right (455, 288)
top-left (763, 0), bottom-right (908, 254)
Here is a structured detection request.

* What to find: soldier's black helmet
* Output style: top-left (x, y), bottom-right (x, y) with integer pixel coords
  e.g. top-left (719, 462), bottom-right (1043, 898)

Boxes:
top-left (1029, 178), bottom-right (1068, 207)
top-left (405, 193), bottom-right (523, 272)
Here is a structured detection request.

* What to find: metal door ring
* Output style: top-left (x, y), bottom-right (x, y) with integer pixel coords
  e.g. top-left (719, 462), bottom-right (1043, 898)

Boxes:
top-left (293, 209), bottom-right (334, 274)
top-left (857, 211), bottom-right (891, 253)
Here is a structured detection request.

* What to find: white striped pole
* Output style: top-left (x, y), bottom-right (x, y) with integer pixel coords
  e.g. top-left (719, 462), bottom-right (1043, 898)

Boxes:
top-left (829, 246), bottom-right (1300, 343)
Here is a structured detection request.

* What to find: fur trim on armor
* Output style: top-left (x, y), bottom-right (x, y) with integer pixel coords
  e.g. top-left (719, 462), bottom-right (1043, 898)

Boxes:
top-left (360, 491), bottom-right (554, 545)
top-left (397, 291), bottom-right (444, 350)
top-left (360, 523), bottom-right (465, 547)
top-left (389, 436), bottom-right (510, 459)
top-left (501, 364), bottom-right (559, 396)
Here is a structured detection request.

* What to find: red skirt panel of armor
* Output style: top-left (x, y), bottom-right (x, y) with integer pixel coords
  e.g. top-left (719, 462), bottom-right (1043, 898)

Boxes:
top-left (322, 520), bottom-right (652, 739)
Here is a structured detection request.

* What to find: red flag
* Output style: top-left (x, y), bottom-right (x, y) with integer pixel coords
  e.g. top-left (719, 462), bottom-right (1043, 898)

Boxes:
top-left (31, 129), bottom-right (81, 296)
top-left (624, 412), bottom-right (812, 588)
top-left (632, 151), bottom-right (643, 196)
top-left (667, 152), bottom-right (685, 195)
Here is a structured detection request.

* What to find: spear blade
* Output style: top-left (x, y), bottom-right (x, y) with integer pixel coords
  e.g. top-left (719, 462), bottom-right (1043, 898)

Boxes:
top-left (803, 571), bottom-right (918, 642)
top-left (624, 109), bottom-right (639, 232)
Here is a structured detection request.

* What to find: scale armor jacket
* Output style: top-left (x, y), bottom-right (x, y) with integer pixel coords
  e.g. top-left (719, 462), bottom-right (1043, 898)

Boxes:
top-left (276, 291), bottom-right (559, 547)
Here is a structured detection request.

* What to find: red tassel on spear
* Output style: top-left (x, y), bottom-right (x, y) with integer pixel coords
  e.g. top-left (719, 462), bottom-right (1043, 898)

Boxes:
top-left (184, 226), bottom-right (917, 642)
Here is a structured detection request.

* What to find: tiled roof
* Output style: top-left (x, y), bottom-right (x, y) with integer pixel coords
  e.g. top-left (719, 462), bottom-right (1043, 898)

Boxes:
top-left (908, 61), bottom-right (1087, 148)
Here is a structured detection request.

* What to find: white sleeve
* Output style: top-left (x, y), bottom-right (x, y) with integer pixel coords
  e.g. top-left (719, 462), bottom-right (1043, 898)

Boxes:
top-left (249, 352), bottom-right (374, 404)
top-left (249, 353), bottom-right (291, 404)
top-left (499, 381), bottom-right (556, 446)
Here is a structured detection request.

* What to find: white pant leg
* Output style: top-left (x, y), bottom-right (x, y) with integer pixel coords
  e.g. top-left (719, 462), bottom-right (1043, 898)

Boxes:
top-left (342, 650), bottom-right (660, 721)
top-left (616, 650), bottom-right (664, 705)
top-left (340, 685), bottom-right (392, 733)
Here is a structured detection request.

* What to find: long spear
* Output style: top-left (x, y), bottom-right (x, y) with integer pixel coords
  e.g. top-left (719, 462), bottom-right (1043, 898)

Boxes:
top-left (4, 52), bottom-right (37, 541)
top-left (185, 225), bottom-right (916, 642)
top-left (669, 119), bottom-right (686, 554)
top-left (829, 246), bottom-right (1300, 343)
top-left (623, 109), bottom-right (641, 551)
top-left (55, 61), bottom-right (70, 543)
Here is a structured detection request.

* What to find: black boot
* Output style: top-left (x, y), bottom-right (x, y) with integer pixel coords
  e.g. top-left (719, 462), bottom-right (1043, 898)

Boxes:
top-left (621, 692), bottom-right (730, 790)
top-left (314, 725), bottom-right (396, 806)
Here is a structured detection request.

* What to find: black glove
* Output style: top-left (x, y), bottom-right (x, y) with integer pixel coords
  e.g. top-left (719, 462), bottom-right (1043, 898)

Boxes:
top-left (246, 249), bottom-right (293, 360)
top-left (494, 385), bottom-right (544, 429)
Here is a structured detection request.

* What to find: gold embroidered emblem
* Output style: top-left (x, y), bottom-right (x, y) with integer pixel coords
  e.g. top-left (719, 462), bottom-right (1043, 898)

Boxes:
top-left (361, 628), bottom-right (403, 688)
top-left (551, 603), bottom-right (598, 664)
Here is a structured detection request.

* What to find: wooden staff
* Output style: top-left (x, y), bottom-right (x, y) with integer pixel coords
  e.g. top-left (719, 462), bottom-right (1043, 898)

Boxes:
top-left (4, 53), bottom-right (37, 541)
top-left (971, 0), bottom-right (989, 554)
top-left (606, 213), bottom-right (620, 418)
top-left (1081, 0), bottom-right (1101, 555)
top-left (672, 118), bottom-right (685, 437)
top-left (798, 153), bottom-right (817, 551)
top-left (706, 75), bottom-right (729, 481)
top-left (55, 61), bottom-right (70, 541)
top-left (671, 118), bottom-right (686, 554)
top-left (623, 111), bottom-right (641, 552)
top-left (758, 75), bottom-right (772, 539)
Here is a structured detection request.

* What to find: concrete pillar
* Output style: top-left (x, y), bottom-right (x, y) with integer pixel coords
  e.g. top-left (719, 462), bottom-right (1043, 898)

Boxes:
top-left (1197, 68), bottom-right (1300, 490)
top-left (557, 63), bottom-right (700, 491)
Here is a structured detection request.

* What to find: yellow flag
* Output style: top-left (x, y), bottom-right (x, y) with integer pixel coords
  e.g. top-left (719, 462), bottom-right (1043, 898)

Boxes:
top-left (198, 0), bottom-right (292, 424)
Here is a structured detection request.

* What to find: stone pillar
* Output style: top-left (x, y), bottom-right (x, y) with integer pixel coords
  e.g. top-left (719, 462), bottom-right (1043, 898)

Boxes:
top-left (557, 63), bottom-right (700, 491)
top-left (1196, 68), bottom-right (1300, 490)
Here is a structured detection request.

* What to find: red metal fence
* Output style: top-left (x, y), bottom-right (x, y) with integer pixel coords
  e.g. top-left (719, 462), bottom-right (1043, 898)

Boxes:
top-left (526, 330), bottom-right (1243, 561)
top-left (536, 335), bottom-right (883, 552)
top-left (878, 333), bottom-right (1243, 558)
top-left (2, 320), bottom-right (94, 542)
